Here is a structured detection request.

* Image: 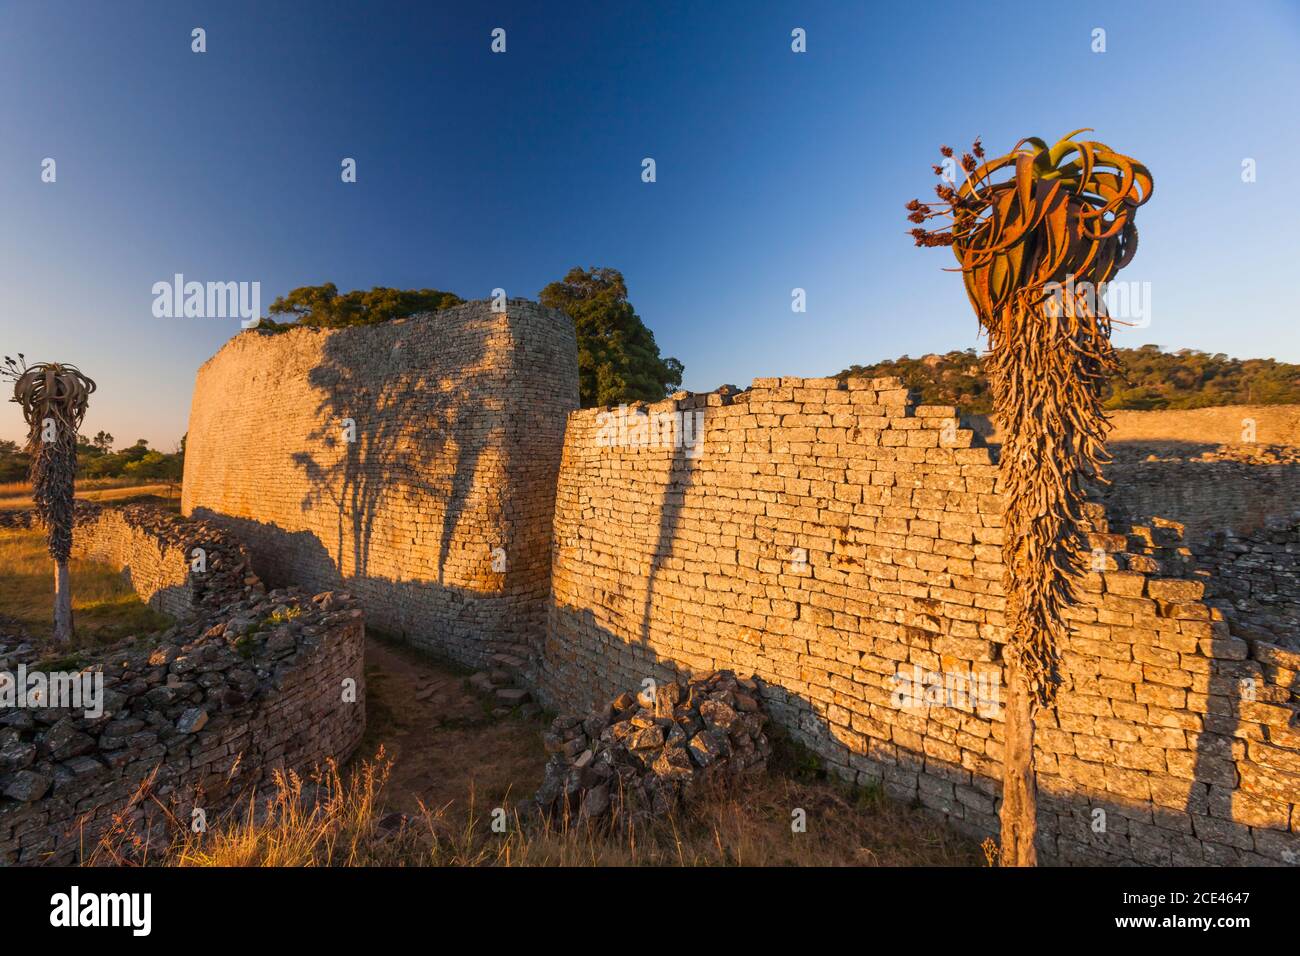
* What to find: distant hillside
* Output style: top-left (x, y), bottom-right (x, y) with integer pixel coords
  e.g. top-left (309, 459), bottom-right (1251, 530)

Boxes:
top-left (835, 345), bottom-right (1300, 414)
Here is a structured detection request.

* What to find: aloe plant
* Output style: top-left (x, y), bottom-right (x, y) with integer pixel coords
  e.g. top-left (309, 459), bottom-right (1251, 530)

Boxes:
top-left (908, 131), bottom-right (1152, 865)
top-left (3, 354), bottom-right (97, 643)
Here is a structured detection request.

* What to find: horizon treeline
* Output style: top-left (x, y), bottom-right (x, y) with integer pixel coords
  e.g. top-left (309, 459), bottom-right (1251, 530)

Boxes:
top-left (836, 344), bottom-right (1300, 414)
top-left (0, 433), bottom-right (183, 485)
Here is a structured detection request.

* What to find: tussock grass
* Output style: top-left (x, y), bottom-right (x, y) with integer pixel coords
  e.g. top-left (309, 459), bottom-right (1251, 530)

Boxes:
top-left (88, 748), bottom-right (981, 868)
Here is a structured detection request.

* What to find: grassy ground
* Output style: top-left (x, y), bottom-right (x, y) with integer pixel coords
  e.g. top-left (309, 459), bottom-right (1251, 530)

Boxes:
top-left (87, 632), bottom-right (985, 867)
top-left (0, 526), bottom-right (172, 648)
top-left (0, 478), bottom-right (180, 512)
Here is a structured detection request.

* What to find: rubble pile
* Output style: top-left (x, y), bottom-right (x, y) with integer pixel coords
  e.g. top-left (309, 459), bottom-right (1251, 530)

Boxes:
top-left (536, 670), bottom-right (771, 822)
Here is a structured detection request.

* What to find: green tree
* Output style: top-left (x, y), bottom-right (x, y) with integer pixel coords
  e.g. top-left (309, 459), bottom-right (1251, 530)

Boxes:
top-left (264, 283), bottom-right (463, 329)
top-left (0, 439), bottom-right (28, 483)
top-left (539, 267), bottom-right (683, 407)
top-left (124, 450), bottom-right (182, 481)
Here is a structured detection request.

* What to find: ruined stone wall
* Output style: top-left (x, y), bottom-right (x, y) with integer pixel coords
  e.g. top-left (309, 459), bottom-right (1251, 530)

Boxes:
top-left (0, 506), bottom-right (366, 865)
top-left (3, 504), bottom-right (257, 620)
top-left (1101, 451), bottom-right (1300, 545)
top-left (70, 506), bottom-right (214, 618)
top-left (542, 378), bottom-right (1300, 865)
top-left (975, 405), bottom-right (1300, 543)
top-left (182, 299), bottom-right (579, 671)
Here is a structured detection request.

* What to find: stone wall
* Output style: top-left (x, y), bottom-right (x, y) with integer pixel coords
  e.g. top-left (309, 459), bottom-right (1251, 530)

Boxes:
top-left (541, 378), bottom-right (1300, 865)
top-left (1194, 516), bottom-right (1300, 650)
top-left (1100, 447), bottom-right (1300, 545)
top-left (974, 405), bottom-right (1300, 543)
top-left (182, 299), bottom-right (579, 672)
top-left (0, 506), bottom-right (366, 865)
top-left (975, 404), bottom-right (1300, 448)
top-left (2, 504), bottom-right (257, 620)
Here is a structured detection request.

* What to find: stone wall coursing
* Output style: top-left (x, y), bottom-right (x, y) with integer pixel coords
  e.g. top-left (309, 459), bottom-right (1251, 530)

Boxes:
top-left (1100, 449), bottom-right (1300, 545)
top-left (974, 405), bottom-right (1300, 542)
top-left (182, 299), bottom-right (579, 672)
top-left (0, 506), bottom-right (366, 865)
top-left (1, 503), bottom-right (258, 620)
top-left (541, 377), bottom-right (1300, 865)
top-left (1193, 516), bottom-right (1300, 650)
top-left (70, 508), bottom-right (191, 617)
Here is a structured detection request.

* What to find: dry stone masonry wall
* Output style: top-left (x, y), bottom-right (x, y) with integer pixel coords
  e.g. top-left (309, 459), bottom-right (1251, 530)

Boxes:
top-left (541, 377), bottom-right (1300, 865)
top-left (172, 296), bottom-right (1300, 866)
top-left (0, 506), bottom-right (366, 864)
top-left (1101, 445), bottom-right (1300, 545)
top-left (182, 299), bottom-right (579, 674)
top-left (976, 405), bottom-right (1300, 542)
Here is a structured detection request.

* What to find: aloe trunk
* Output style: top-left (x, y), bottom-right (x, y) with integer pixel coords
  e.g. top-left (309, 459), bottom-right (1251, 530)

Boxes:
top-left (53, 560), bottom-right (73, 643)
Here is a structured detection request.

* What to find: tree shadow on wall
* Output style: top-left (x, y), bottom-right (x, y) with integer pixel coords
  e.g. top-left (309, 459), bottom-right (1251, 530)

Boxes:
top-left (289, 315), bottom-right (504, 589)
top-left (637, 400), bottom-right (703, 649)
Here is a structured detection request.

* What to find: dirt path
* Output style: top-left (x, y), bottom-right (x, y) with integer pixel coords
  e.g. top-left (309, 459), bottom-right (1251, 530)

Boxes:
top-left (357, 634), bottom-right (549, 822)
top-left (354, 633), bottom-right (982, 866)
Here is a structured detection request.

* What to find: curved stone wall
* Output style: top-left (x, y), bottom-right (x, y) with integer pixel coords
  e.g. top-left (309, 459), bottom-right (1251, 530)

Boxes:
top-left (181, 299), bottom-right (578, 671)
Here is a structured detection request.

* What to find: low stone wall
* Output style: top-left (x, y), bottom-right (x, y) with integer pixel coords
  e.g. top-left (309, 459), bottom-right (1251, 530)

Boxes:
top-left (69, 507), bottom-right (196, 618)
top-left (2, 504), bottom-right (258, 620)
top-left (0, 506), bottom-right (366, 865)
top-left (542, 378), bottom-right (1300, 865)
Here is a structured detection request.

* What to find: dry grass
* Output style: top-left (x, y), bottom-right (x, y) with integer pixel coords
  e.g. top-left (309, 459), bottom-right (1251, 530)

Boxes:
top-left (74, 614), bottom-right (983, 868)
top-left (0, 479), bottom-right (180, 512)
top-left (85, 744), bottom-right (981, 868)
top-left (0, 527), bottom-right (172, 648)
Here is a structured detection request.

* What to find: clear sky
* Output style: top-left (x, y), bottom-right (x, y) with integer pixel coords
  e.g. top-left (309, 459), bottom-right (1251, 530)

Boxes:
top-left (2, 0), bottom-right (1298, 448)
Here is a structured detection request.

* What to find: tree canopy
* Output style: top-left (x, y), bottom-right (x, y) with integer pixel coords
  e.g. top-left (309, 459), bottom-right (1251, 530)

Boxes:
top-left (539, 267), bottom-right (683, 407)
top-left (263, 283), bottom-right (464, 329)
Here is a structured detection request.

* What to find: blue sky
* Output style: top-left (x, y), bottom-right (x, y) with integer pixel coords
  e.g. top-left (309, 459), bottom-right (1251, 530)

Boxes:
top-left (2, 0), bottom-right (1298, 447)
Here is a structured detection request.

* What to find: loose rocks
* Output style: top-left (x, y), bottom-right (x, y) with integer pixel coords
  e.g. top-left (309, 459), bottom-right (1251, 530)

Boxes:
top-left (535, 671), bottom-right (771, 823)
